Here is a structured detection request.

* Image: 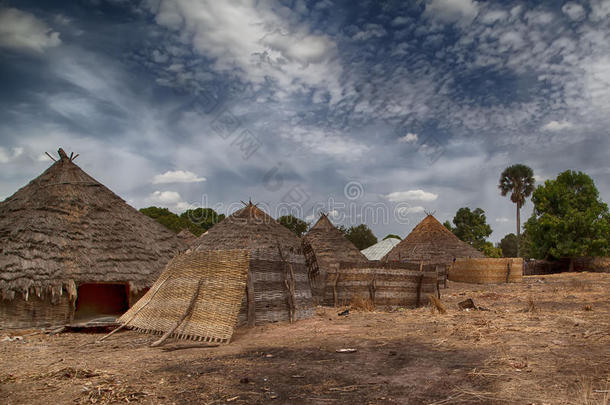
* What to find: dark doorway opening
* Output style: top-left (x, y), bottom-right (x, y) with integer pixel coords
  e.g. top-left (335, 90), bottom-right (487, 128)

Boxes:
top-left (75, 283), bottom-right (129, 321)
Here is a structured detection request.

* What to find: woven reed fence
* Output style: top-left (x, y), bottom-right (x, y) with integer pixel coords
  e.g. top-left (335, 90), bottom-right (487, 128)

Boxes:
top-left (119, 249), bottom-right (250, 344)
top-left (324, 262), bottom-right (438, 308)
top-left (448, 258), bottom-right (523, 284)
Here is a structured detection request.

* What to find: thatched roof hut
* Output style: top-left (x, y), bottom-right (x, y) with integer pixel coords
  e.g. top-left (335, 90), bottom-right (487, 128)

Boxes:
top-left (177, 229), bottom-right (197, 246)
top-left (0, 148), bottom-right (186, 329)
top-left (382, 215), bottom-right (484, 265)
top-left (361, 238), bottom-right (401, 261)
top-left (303, 214), bottom-right (368, 303)
top-left (188, 202), bottom-right (315, 326)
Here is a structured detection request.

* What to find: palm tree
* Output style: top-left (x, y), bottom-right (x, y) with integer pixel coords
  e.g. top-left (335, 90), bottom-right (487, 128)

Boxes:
top-left (499, 164), bottom-right (535, 257)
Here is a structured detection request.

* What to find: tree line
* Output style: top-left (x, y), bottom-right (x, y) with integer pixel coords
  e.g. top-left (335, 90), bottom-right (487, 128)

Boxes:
top-left (140, 166), bottom-right (610, 260)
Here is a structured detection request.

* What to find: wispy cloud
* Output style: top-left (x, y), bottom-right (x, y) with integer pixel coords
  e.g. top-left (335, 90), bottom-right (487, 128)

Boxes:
top-left (152, 170), bottom-right (206, 184)
top-left (385, 190), bottom-right (438, 202)
top-left (0, 8), bottom-right (61, 52)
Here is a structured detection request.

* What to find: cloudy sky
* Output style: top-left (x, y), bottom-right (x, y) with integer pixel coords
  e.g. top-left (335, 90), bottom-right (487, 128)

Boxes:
top-left (1, 0), bottom-right (609, 242)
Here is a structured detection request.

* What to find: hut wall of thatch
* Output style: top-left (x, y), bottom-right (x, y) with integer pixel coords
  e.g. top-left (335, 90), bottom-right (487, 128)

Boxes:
top-left (324, 261), bottom-right (437, 308)
top-left (383, 215), bottom-right (484, 265)
top-left (0, 294), bottom-right (73, 329)
top-left (190, 203), bottom-right (315, 326)
top-left (0, 149), bottom-right (185, 328)
top-left (303, 215), bottom-right (368, 304)
top-left (448, 258), bottom-right (523, 284)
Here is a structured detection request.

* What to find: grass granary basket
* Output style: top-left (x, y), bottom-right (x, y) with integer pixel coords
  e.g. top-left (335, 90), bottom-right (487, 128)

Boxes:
top-left (0, 148), bottom-right (185, 329)
top-left (448, 258), bottom-right (523, 284)
top-left (303, 214), bottom-right (368, 304)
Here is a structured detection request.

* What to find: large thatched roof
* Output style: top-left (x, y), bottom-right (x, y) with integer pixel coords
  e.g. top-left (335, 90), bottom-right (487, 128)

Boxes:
top-left (191, 202), bottom-right (303, 255)
top-left (0, 148), bottom-right (186, 301)
top-left (382, 215), bottom-right (484, 264)
top-left (303, 214), bottom-right (368, 264)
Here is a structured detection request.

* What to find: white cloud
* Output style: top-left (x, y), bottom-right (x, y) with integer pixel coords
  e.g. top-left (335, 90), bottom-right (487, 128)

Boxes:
top-left (397, 205), bottom-right (426, 215)
top-left (590, 0), bottom-right (610, 22)
top-left (562, 2), bottom-right (586, 21)
top-left (0, 8), bottom-right (61, 52)
top-left (495, 217), bottom-right (510, 223)
top-left (280, 126), bottom-right (369, 159)
top-left (480, 10), bottom-right (508, 25)
top-left (352, 24), bottom-right (387, 41)
top-left (328, 209), bottom-right (339, 218)
top-left (391, 16), bottom-right (410, 26)
top-left (542, 120), bottom-right (573, 131)
top-left (424, 0), bottom-right (479, 25)
top-left (0, 147), bottom-right (24, 163)
top-left (149, 190), bottom-right (182, 204)
top-left (398, 133), bottom-right (418, 143)
top-left (152, 170), bottom-right (206, 184)
top-left (148, 1), bottom-right (344, 102)
top-left (385, 189), bottom-right (439, 202)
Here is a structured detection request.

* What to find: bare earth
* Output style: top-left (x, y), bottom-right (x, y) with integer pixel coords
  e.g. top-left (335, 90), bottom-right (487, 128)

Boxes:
top-left (1, 273), bottom-right (609, 405)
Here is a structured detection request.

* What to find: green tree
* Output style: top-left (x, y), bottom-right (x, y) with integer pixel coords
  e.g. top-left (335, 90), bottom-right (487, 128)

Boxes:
top-left (180, 208), bottom-right (225, 236)
top-left (443, 220), bottom-right (454, 232)
top-left (383, 234), bottom-right (402, 240)
top-left (499, 233), bottom-right (519, 257)
top-left (343, 224), bottom-right (378, 250)
top-left (277, 215), bottom-right (309, 237)
top-left (499, 164), bottom-right (535, 256)
top-left (139, 206), bottom-right (186, 233)
top-left (524, 170), bottom-right (610, 260)
top-left (481, 242), bottom-right (502, 258)
top-left (448, 207), bottom-right (493, 251)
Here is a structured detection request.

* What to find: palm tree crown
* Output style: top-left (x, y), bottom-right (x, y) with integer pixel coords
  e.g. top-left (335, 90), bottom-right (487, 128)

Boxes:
top-left (499, 164), bottom-right (535, 208)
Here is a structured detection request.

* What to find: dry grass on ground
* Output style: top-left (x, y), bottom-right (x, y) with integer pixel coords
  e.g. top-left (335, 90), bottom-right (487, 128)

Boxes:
top-left (1, 273), bottom-right (609, 404)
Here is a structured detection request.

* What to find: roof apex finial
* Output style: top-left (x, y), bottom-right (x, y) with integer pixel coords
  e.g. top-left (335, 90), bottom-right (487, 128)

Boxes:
top-left (58, 148), bottom-right (69, 161)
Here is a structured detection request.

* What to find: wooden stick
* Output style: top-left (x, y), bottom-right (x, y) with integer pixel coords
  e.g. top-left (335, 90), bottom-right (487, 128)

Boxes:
top-left (246, 270), bottom-right (256, 327)
top-left (99, 276), bottom-right (171, 342)
top-left (151, 279), bottom-right (204, 347)
top-left (416, 274), bottom-right (424, 307)
top-left (506, 261), bottom-right (512, 283)
top-left (45, 152), bottom-right (57, 162)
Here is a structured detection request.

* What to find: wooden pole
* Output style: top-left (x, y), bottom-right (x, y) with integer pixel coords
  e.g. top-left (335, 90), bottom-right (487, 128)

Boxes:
top-left (416, 274), bottom-right (424, 307)
top-left (246, 271), bottom-right (256, 327)
top-left (506, 261), bottom-right (512, 283)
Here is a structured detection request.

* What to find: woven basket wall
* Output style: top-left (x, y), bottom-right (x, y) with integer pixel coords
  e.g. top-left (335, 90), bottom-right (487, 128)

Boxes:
top-left (119, 249), bottom-right (250, 344)
top-left (324, 262), bottom-right (437, 308)
top-left (448, 258), bottom-right (523, 284)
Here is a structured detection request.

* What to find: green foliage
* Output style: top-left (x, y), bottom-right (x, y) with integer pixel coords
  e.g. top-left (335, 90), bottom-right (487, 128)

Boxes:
top-left (139, 207), bottom-right (185, 233)
top-left (524, 170), bottom-right (610, 260)
top-left (443, 220), bottom-right (454, 232)
top-left (448, 207), bottom-right (493, 251)
top-left (383, 234), bottom-right (402, 240)
top-left (180, 208), bottom-right (225, 236)
top-left (499, 233), bottom-right (519, 257)
top-left (342, 224), bottom-right (378, 250)
top-left (481, 242), bottom-right (503, 258)
top-left (140, 206), bottom-right (224, 236)
top-left (277, 215), bottom-right (309, 237)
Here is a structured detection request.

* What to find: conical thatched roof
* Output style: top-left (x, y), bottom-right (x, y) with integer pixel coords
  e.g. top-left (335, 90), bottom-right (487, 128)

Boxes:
top-left (190, 202), bottom-right (314, 325)
top-left (0, 148), bottom-right (186, 301)
top-left (177, 229), bottom-right (197, 246)
top-left (361, 237), bottom-right (401, 260)
top-left (303, 214), bottom-right (368, 303)
top-left (304, 214), bottom-right (368, 264)
top-left (382, 215), bottom-right (484, 264)
top-left (192, 203), bottom-right (303, 254)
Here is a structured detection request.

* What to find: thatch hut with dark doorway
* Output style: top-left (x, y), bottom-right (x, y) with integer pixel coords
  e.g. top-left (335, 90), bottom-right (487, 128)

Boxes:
top-left (383, 215), bottom-right (484, 265)
top-left (302, 214), bottom-right (368, 304)
top-left (0, 148), bottom-right (186, 329)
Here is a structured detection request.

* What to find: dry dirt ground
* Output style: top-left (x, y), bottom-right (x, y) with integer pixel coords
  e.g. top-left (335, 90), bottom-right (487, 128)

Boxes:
top-left (1, 273), bottom-right (609, 405)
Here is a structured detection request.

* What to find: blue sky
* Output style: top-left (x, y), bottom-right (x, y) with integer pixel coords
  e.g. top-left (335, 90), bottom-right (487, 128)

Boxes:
top-left (1, 0), bottom-right (609, 242)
